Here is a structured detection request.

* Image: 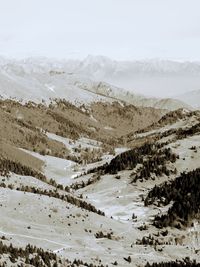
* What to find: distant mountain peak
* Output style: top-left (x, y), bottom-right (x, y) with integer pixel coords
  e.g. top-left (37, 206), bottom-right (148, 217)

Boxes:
top-left (0, 56), bottom-right (196, 111)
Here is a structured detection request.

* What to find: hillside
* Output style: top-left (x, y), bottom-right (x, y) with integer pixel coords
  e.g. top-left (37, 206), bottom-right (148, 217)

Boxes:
top-left (0, 57), bottom-right (200, 267)
top-left (0, 94), bottom-right (200, 266)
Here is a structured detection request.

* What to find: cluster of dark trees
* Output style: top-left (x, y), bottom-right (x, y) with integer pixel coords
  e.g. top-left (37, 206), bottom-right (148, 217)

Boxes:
top-left (145, 168), bottom-right (200, 228)
top-left (0, 165), bottom-right (9, 177)
top-left (135, 109), bottom-right (187, 135)
top-left (49, 178), bottom-right (70, 192)
top-left (89, 143), bottom-right (163, 174)
top-left (177, 123), bottom-right (200, 139)
top-left (0, 183), bottom-right (13, 189)
top-left (145, 259), bottom-right (200, 267)
top-left (0, 157), bottom-right (70, 193)
top-left (0, 158), bottom-right (46, 181)
top-left (71, 174), bottom-right (101, 190)
top-left (94, 231), bottom-right (113, 240)
top-left (70, 259), bottom-right (107, 267)
top-left (0, 241), bottom-right (107, 267)
top-left (0, 242), bottom-right (58, 267)
top-left (131, 148), bottom-right (177, 183)
top-left (136, 233), bottom-right (168, 246)
top-left (136, 110), bottom-right (200, 136)
top-left (89, 143), bottom-right (177, 184)
top-left (156, 109), bottom-right (187, 126)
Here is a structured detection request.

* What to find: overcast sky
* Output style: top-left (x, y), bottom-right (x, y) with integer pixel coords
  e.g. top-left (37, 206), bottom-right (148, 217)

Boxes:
top-left (0, 0), bottom-right (200, 61)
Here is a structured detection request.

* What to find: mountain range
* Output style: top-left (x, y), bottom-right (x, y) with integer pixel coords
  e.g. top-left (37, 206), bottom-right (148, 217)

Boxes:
top-left (0, 56), bottom-right (199, 111)
top-left (0, 56), bottom-right (200, 266)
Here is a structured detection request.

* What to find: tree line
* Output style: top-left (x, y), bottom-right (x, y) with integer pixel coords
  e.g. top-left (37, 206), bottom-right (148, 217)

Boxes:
top-left (0, 157), bottom-right (70, 192)
top-left (0, 182), bottom-right (105, 216)
top-left (0, 241), bottom-right (107, 267)
top-left (145, 259), bottom-right (200, 267)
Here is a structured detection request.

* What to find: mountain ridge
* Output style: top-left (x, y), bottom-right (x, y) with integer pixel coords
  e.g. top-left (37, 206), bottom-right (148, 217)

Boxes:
top-left (0, 56), bottom-right (193, 111)
top-left (175, 89), bottom-right (200, 109)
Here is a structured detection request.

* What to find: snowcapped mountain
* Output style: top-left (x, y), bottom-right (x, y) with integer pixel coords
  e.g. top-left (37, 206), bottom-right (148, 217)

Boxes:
top-left (1, 57), bottom-right (200, 267)
top-left (78, 55), bottom-right (200, 75)
top-left (0, 58), bottom-right (112, 105)
top-left (73, 56), bottom-right (200, 99)
top-left (0, 56), bottom-right (194, 110)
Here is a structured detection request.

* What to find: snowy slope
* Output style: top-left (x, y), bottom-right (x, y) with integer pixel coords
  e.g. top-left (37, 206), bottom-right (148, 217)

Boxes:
top-left (0, 63), bottom-right (111, 105)
top-left (74, 56), bottom-right (200, 99)
top-left (0, 98), bottom-right (200, 266)
top-left (0, 57), bottom-right (192, 110)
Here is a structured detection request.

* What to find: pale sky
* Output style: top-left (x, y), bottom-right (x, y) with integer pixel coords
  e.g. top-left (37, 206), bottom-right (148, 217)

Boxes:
top-left (0, 0), bottom-right (200, 60)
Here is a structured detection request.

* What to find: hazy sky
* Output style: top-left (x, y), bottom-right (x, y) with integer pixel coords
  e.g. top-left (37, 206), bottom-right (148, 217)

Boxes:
top-left (0, 0), bottom-right (200, 60)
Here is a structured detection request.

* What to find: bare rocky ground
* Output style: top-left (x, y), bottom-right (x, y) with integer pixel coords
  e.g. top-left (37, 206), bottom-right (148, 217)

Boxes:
top-left (0, 99), bottom-right (200, 267)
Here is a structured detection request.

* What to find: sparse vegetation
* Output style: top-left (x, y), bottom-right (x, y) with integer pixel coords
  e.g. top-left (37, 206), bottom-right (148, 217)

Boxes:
top-left (0, 183), bottom-right (105, 216)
